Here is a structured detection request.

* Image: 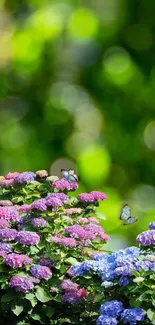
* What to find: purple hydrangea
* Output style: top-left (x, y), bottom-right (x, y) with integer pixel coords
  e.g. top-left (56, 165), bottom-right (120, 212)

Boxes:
top-left (31, 199), bottom-right (47, 211)
top-left (40, 255), bottom-right (55, 267)
top-left (0, 228), bottom-right (18, 240)
top-left (46, 193), bottom-right (68, 202)
top-left (14, 172), bottom-right (35, 184)
top-left (16, 231), bottom-right (40, 245)
top-left (17, 204), bottom-right (32, 213)
top-left (9, 276), bottom-right (34, 292)
top-left (45, 197), bottom-right (63, 209)
top-left (136, 230), bottom-right (155, 246)
top-left (30, 264), bottom-right (52, 279)
top-left (29, 276), bottom-right (40, 284)
top-left (121, 308), bottom-right (145, 325)
top-left (149, 221), bottom-right (155, 230)
top-left (61, 291), bottom-right (82, 304)
top-left (0, 207), bottom-right (20, 222)
top-left (0, 242), bottom-right (12, 253)
top-left (52, 178), bottom-right (78, 191)
top-left (0, 219), bottom-right (9, 228)
top-left (97, 315), bottom-right (118, 325)
top-left (60, 279), bottom-right (78, 292)
top-left (135, 260), bottom-right (153, 271)
top-left (78, 193), bottom-right (95, 202)
top-left (100, 300), bottom-right (124, 318)
top-left (50, 236), bottom-right (77, 247)
top-left (31, 218), bottom-right (47, 228)
top-left (5, 253), bottom-right (32, 268)
top-left (0, 251), bottom-right (7, 258)
top-left (65, 225), bottom-right (96, 240)
top-left (90, 191), bottom-right (107, 201)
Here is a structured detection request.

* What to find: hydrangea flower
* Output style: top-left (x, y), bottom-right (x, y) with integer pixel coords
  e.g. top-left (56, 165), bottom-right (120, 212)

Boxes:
top-left (17, 204), bottom-right (32, 213)
top-left (97, 315), bottom-right (118, 325)
top-left (0, 228), bottom-right (18, 240)
top-left (148, 221), bottom-right (155, 229)
top-left (61, 291), bottom-right (82, 304)
top-left (30, 264), bottom-right (52, 279)
top-left (5, 253), bottom-right (32, 268)
top-left (77, 288), bottom-right (88, 298)
top-left (46, 193), bottom-right (68, 202)
top-left (78, 193), bottom-right (95, 202)
top-left (88, 216), bottom-right (99, 224)
top-left (0, 219), bottom-right (9, 228)
top-left (40, 255), bottom-right (55, 267)
top-left (0, 242), bottom-right (12, 253)
top-left (16, 231), bottom-right (40, 245)
top-left (136, 230), bottom-right (155, 246)
top-left (60, 279), bottom-right (78, 292)
top-left (36, 170), bottom-right (48, 178)
top-left (0, 179), bottom-right (14, 187)
top-left (90, 191), bottom-right (107, 201)
top-left (50, 235), bottom-right (77, 247)
top-left (31, 199), bottom-right (47, 211)
top-left (118, 276), bottom-right (130, 287)
top-left (0, 200), bottom-right (13, 206)
top-left (9, 276), bottom-right (34, 292)
top-left (65, 225), bottom-right (96, 240)
top-left (14, 172), bottom-right (35, 183)
top-left (0, 251), bottom-right (7, 258)
top-left (63, 208), bottom-right (83, 215)
top-left (121, 308), bottom-right (145, 325)
top-left (52, 178), bottom-right (78, 191)
top-left (5, 172), bottom-right (19, 179)
top-left (45, 197), bottom-right (63, 209)
top-left (31, 217), bottom-right (47, 228)
top-left (100, 300), bottom-right (124, 318)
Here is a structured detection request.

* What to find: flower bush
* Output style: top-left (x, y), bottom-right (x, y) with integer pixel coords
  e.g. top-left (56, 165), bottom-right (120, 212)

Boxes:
top-left (0, 170), bottom-right (109, 324)
top-left (0, 169), bottom-right (154, 324)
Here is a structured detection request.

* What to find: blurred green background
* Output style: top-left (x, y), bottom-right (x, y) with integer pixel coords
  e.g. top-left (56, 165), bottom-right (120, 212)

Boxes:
top-left (1, 0), bottom-right (155, 249)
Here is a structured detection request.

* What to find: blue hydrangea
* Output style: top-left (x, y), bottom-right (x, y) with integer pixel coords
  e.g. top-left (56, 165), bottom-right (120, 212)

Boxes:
top-left (100, 300), bottom-right (124, 318)
top-left (97, 315), bottom-right (118, 325)
top-left (118, 276), bottom-right (130, 287)
top-left (121, 308), bottom-right (145, 325)
top-left (135, 260), bottom-right (153, 272)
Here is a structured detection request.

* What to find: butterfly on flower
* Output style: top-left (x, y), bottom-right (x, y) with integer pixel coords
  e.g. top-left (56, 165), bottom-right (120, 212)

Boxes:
top-left (61, 169), bottom-right (79, 183)
top-left (120, 204), bottom-right (138, 225)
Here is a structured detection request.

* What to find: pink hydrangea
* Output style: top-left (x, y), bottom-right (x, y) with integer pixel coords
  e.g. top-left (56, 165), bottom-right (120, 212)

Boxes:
top-left (0, 219), bottom-right (9, 228)
top-left (78, 193), bottom-right (95, 202)
top-left (5, 172), bottom-right (19, 180)
top-left (52, 178), bottom-right (78, 191)
top-left (64, 208), bottom-right (83, 215)
top-left (90, 191), bottom-right (107, 201)
top-left (5, 253), bottom-right (32, 268)
top-left (50, 236), bottom-right (77, 247)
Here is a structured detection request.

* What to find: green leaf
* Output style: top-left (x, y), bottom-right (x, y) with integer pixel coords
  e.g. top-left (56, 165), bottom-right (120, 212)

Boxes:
top-left (25, 293), bottom-right (35, 301)
top-left (12, 304), bottom-right (23, 316)
top-left (12, 196), bottom-right (24, 203)
top-left (95, 212), bottom-right (106, 220)
top-left (35, 287), bottom-right (52, 303)
top-left (46, 307), bottom-right (55, 318)
top-left (93, 293), bottom-right (104, 303)
top-left (65, 257), bottom-right (77, 265)
top-left (147, 309), bottom-right (155, 321)
top-left (1, 292), bottom-right (15, 302)
top-left (31, 314), bottom-right (41, 321)
top-left (30, 246), bottom-right (39, 255)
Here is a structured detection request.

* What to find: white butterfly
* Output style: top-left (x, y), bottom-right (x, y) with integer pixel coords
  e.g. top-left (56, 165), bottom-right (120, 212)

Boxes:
top-left (120, 204), bottom-right (138, 225)
top-left (61, 169), bottom-right (79, 182)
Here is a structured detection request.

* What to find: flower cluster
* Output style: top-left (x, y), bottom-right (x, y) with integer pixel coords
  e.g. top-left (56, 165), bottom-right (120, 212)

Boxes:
top-left (71, 245), bottom-right (155, 286)
top-left (136, 228), bottom-right (155, 246)
top-left (9, 276), bottom-right (34, 292)
top-left (97, 300), bottom-right (145, 325)
top-left (31, 217), bottom-right (47, 228)
top-left (30, 264), bottom-right (52, 279)
top-left (5, 253), bottom-right (32, 268)
top-left (16, 231), bottom-right (40, 245)
top-left (60, 279), bottom-right (87, 304)
top-left (52, 178), bottom-right (78, 191)
top-left (78, 191), bottom-right (107, 202)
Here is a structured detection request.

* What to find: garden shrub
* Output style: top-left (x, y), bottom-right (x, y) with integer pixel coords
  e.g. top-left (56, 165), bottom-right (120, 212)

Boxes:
top-left (71, 222), bottom-right (155, 325)
top-left (0, 170), bottom-right (154, 325)
top-left (0, 170), bottom-right (109, 325)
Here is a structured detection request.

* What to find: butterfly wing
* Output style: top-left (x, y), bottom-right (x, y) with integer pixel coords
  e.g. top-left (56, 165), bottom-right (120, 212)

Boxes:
top-left (120, 204), bottom-right (131, 221)
top-left (69, 169), bottom-right (75, 175)
top-left (123, 217), bottom-right (138, 225)
top-left (61, 169), bottom-right (69, 179)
